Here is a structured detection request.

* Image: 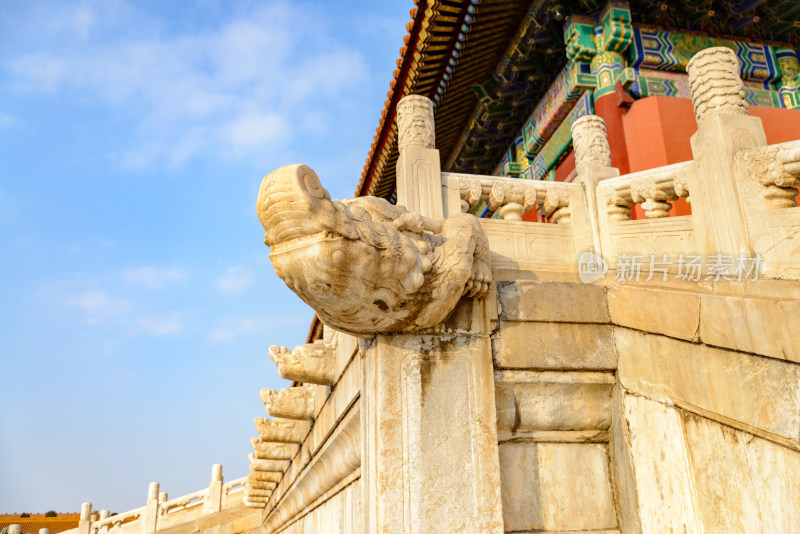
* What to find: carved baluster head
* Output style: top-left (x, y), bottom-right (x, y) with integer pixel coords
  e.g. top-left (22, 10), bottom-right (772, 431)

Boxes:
top-left (397, 95), bottom-right (435, 151)
top-left (543, 186), bottom-right (572, 225)
top-left (80, 503), bottom-right (93, 521)
top-left (211, 463), bottom-right (223, 482)
top-left (673, 170), bottom-right (692, 205)
top-left (489, 182), bottom-right (518, 219)
top-left (572, 115), bottom-right (612, 174)
top-left (99, 510), bottom-right (110, 521)
top-left (630, 180), bottom-right (673, 218)
top-left (459, 177), bottom-right (482, 213)
top-left (753, 147), bottom-right (800, 208)
top-left (687, 47), bottom-right (748, 123)
top-left (605, 188), bottom-right (632, 222)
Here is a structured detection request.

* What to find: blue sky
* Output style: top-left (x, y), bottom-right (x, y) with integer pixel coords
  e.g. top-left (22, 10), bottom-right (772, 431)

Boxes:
top-left (0, 0), bottom-right (408, 513)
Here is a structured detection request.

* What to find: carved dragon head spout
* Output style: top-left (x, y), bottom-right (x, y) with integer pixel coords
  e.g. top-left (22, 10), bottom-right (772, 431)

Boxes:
top-left (257, 164), bottom-right (336, 248)
top-left (256, 164), bottom-right (493, 337)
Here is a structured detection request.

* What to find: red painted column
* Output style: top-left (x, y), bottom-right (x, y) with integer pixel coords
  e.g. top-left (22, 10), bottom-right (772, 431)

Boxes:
top-left (592, 91), bottom-right (630, 176)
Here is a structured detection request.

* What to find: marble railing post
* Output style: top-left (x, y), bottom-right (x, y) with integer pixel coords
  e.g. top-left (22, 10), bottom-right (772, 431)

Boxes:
top-left (9, 526), bottom-right (21, 534)
top-left (97, 510), bottom-right (109, 534)
top-left (572, 115), bottom-right (619, 256)
top-left (78, 502), bottom-right (93, 534)
top-left (361, 302), bottom-right (504, 533)
top-left (141, 482), bottom-right (160, 534)
top-left (205, 464), bottom-right (224, 514)
top-left (39, 529), bottom-right (49, 534)
top-left (687, 46), bottom-right (766, 256)
top-left (396, 95), bottom-right (444, 218)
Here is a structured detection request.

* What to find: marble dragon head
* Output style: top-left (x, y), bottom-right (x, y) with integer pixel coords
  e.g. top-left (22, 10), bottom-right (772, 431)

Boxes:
top-left (257, 164), bottom-right (491, 336)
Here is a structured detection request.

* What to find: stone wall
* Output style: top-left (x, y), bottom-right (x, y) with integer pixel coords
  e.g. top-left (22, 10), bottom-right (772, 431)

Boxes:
top-left (493, 273), bottom-right (800, 533)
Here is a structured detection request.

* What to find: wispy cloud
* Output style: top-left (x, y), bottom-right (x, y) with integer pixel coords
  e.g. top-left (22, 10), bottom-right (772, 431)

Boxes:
top-left (122, 266), bottom-right (187, 290)
top-left (62, 291), bottom-right (131, 323)
top-left (136, 311), bottom-right (184, 335)
top-left (216, 266), bottom-right (253, 293)
top-left (4, 1), bottom-right (368, 168)
top-left (0, 112), bottom-right (20, 128)
top-left (208, 317), bottom-right (263, 342)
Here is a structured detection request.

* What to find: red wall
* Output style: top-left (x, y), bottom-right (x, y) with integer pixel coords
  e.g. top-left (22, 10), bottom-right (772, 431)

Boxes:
top-left (622, 95), bottom-right (800, 218)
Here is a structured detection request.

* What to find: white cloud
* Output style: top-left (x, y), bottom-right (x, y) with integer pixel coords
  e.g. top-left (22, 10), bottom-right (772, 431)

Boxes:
top-left (216, 266), bottom-right (253, 293)
top-left (72, 5), bottom-right (95, 40)
top-left (136, 311), bottom-right (184, 335)
top-left (122, 266), bottom-right (187, 290)
top-left (62, 291), bottom-right (131, 322)
top-left (208, 317), bottom-right (262, 342)
top-left (4, 1), bottom-right (368, 167)
top-left (224, 113), bottom-right (290, 155)
top-left (0, 112), bottom-right (20, 128)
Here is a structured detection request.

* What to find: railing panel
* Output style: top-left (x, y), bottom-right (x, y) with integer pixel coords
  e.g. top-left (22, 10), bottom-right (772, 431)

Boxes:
top-left (481, 219), bottom-right (576, 271)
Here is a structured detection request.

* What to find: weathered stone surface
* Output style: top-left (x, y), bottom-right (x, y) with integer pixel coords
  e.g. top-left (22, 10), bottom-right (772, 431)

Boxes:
top-left (247, 456), bottom-right (289, 473)
top-left (248, 472), bottom-right (281, 484)
top-left (498, 442), bottom-right (617, 531)
top-left (250, 438), bottom-right (297, 461)
top-left (682, 411), bottom-right (800, 533)
top-left (257, 164), bottom-right (491, 336)
top-left (498, 443), bottom-right (541, 531)
top-left (260, 385), bottom-right (315, 420)
top-left (495, 371), bottom-right (614, 433)
top-left (268, 342), bottom-right (335, 385)
top-left (263, 406), bottom-right (361, 533)
top-left (309, 350), bottom-right (360, 457)
top-left (699, 293), bottom-right (800, 363)
top-left (254, 418), bottom-right (309, 444)
top-left (492, 320), bottom-right (616, 369)
top-left (616, 327), bottom-right (800, 443)
top-left (623, 393), bottom-right (700, 534)
top-left (497, 280), bottom-right (609, 323)
top-left (362, 333), bottom-right (503, 533)
top-left (610, 387), bottom-right (641, 534)
top-left (608, 285), bottom-right (700, 341)
top-left (333, 331), bottom-right (358, 383)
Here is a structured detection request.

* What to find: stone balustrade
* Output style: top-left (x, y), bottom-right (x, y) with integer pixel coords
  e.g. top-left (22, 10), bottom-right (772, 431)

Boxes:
top-left (597, 161), bottom-right (694, 220)
top-left (443, 172), bottom-right (578, 223)
top-left (56, 466), bottom-right (245, 534)
top-left (427, 47), bottom-right (800, 279)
